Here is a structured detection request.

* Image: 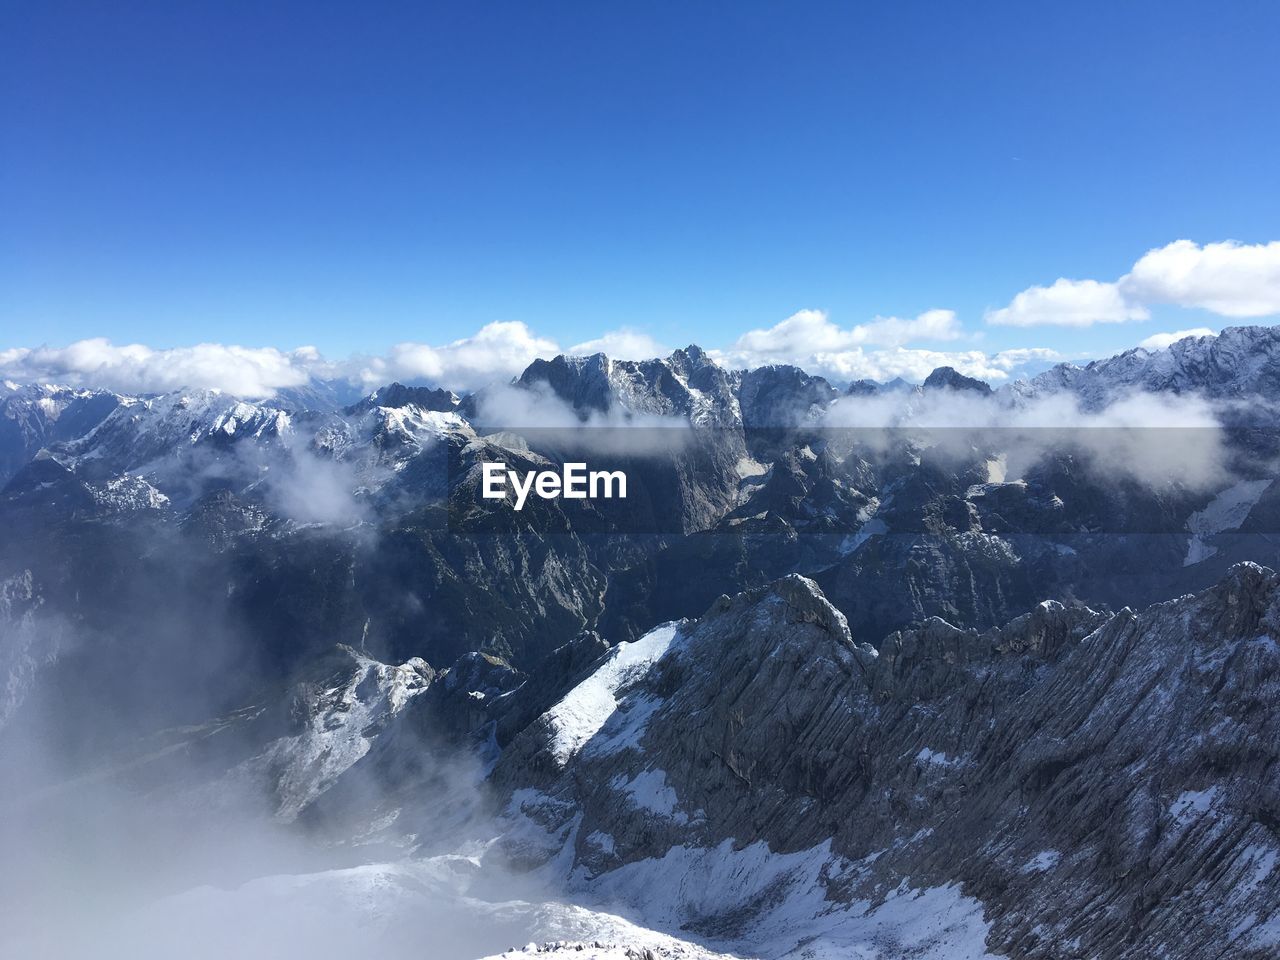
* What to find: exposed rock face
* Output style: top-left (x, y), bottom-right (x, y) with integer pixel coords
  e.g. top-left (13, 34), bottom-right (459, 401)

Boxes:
top-left (1010, 324), bottom-right (1280, 409)
top-left (7, 331), bottom-right (1280, 957)
top-left (515, 351), bottom-right (735, 424)
top-left (8, 332), bottom-right (1280, 745)
top-left (0, 383), bottom-right (123, 484)
top-left (483, 943), bottom-right (726, 959)
top-left (72, 563), bottom-right (1270, 955)
top-left (0, 569), bottom-right (68, 729)
top-left (232, 644), bottom-right (437, 820)
top-left (344, 382), bottom-right (460, 415)
top-left (923, 365), bottom-right (993, 394)
top-left (491, 567), bottom-right (1280, 959)
top-left (737, 365), bottom-right (838, 426)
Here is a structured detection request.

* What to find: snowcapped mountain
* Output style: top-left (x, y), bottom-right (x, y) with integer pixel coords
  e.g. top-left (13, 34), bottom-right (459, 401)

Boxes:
top-left (481, 566), bottom-right (1280, 957)
top-left (6, 324), bottom-right (1277, 496)
top-left (28, 565), bottom-right (1272, 959)
top-left (1011, 325), bottom-right (1280, 408)
top-left (511, 347), bottom-right (742, 426)
top-left (4, 327), bottom-right (1280, 959)
top-left (60, 390), bottom-right (295, 477)
top-left (0, 382), bottom-right (124, 481)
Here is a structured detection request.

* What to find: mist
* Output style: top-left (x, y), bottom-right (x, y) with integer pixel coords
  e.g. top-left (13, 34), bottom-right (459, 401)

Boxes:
top-left (471, 381), bottom-right (695, 457)
top-left (0, 618), bottom-right (568, 960)
top-left (823, 387), bottom-right (1236, 491)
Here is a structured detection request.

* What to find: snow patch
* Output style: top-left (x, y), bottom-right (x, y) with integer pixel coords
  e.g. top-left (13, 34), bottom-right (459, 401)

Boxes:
top-left (1021, 850), bottom-right (1060, 874)
top-left (545, 623), bottom-right (683, 765)
top-left (611, 769), bottom-right (687, 824)
top-left (841, 517), bottom-right (887, 556)
top-left (1184, 479), bottom-right (1271, 566)
top-left (915, 748), bottom-right (959, 768)
top-left (575, 839), bottom-right (997, 960)
top-left (1169, 786), bottom-right (1220, 826)
top-left (233, 650), bottom-right (432, 819)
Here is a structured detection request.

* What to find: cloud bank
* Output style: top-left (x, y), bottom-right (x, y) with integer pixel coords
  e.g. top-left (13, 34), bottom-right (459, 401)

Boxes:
top-left (824, 384), bottom-right (1228, 491)
top-left (0, 323), bottom-right (561, 400)
top-left (2, 239), bottom-right (1274, 397)
top-left (0, 313), bottom-right (1057, 398)
top-left (721, 308), bottom-right (963, 359)
top-left (355, 321), bottom-right (558, 392)
top-left (987, 240), bottom-right (1280, 328)
top-left (0, 340), bottom-right (317, 399)
top-left (709, 309), bottom-right (1055, 383)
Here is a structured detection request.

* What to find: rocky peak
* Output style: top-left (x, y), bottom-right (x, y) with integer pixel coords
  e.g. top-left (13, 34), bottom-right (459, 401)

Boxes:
top-left (988, 598), bottom-right (1109, 658)
top-left (515, 350), bottom-right (742, 426)
top-left (922, 366), bottom-right (993, 394)
top-left (345, 382), bottom-right (460, 415)
top-left (517, 354), bottom-right (619, 414)
top-left (666, 344), bottom-right (716, 373)
top-left (699, 573), bottom-right (858, 649)
top-left (1014, 324), bottom-right (1280, 408)
top-left (0, 383), bottom-right (126, 484)
top-left (736, 365), bottom-right (837, 426)
top-left (844, 378), bottom-right (882, 397)
top-left (487, 563), bottom-right (1280, 959)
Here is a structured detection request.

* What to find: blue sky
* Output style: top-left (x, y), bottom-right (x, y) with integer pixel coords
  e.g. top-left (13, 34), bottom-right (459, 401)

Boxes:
top-left (3, 1), bottom-right (1279, 392)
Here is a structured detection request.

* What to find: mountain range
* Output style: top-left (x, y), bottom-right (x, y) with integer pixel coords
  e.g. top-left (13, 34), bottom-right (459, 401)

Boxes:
top-left (2, 326), bottom-right (1279, 958)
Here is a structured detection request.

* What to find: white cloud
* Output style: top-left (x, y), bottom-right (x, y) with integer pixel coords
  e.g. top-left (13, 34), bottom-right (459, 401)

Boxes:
top-left (1136, 328), bottom-right (1216, 352)
top-left (568, 328), bottom-right (669, 360)
top-left (0, 321), bottom-right (560, 399)
top-left (988, 239), bottom-right (1280, 330)
top-left (0, 302), bottom-right (1063, 399)
top-left (1120, 240), bottom-right (1280, 317)
top-left (713, 308), bottom-right (1049, 384)
top-left (824, 384), bottom-right (1226, 490)
top-left (723, 308), bottom-right (962, 364)
top-left (857, 309), bottom-right (965, 346)
top-left (804, 346), bottom-right (1060, 384)
top-left (985, 278), bottom-right (1149, 328)
top-left (0, 339), bottom-right (315, 398)
top-left (355, 321), bottom-right (558, 391)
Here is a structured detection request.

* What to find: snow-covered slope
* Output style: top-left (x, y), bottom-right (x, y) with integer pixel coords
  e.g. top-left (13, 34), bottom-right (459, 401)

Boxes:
top-left (0, 382), bottom-right (124, 482)
top-left (488, 569), bottom-right (1280, 960)
top-left (8, 333), bottom-right (1280, 960)
top-left (230, 645), bottom-right (435, 820)
top-left (1010, 325), bottom-right (1280, 408)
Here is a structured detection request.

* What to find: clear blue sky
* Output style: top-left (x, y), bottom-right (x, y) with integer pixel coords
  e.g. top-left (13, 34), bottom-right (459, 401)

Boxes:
top-left (3, 0), bottom-right (1278, 360)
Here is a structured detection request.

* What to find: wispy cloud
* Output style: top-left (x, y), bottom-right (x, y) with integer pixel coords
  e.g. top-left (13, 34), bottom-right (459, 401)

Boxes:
top-left (823, 383), bottom-right (1228, 491)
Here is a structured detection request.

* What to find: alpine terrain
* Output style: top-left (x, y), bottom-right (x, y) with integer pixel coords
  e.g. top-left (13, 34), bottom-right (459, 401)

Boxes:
top-left (2, 326), bottom-right (1279, 959)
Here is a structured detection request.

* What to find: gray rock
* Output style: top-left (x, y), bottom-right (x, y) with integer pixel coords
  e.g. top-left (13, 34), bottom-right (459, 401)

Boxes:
top-left (494, 566), bottom-right (1280, 959)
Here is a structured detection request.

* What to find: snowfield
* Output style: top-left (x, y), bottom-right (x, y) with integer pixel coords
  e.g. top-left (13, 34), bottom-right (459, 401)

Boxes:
top-left (544, 623), bottom-right (684, 765)
top-left (60, 847), bottom-right (995, 960)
